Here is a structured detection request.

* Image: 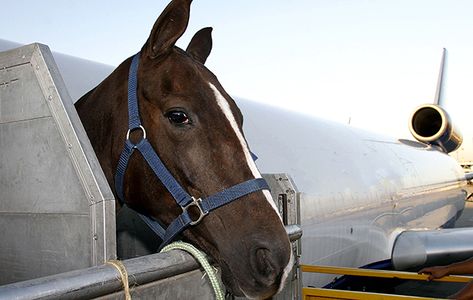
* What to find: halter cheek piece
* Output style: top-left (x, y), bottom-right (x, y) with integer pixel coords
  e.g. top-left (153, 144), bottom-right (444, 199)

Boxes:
top-left (115, 53), bottom-right (270, 250)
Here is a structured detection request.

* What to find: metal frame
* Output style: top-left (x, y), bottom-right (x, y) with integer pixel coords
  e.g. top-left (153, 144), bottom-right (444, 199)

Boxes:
top-left (263, 173), bottom-right (303, 300)
top-left (302, 288), bottom-right (436, 300)
top-left (301, 264), bottom-right (472, 300)
top-left (0, 251), bottom-right (215, 299)
top-left (300, 265), bottom-right (472, 283)
top-left (0, 43), bottom-right (116, 284)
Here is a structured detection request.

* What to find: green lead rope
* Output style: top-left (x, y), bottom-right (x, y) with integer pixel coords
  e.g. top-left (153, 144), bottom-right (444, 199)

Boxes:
top-left (160, 241), bottom-right (225, 300)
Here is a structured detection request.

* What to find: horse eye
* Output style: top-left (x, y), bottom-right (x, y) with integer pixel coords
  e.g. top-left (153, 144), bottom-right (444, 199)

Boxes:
top-left (165, 111), bottom-right (191, 125)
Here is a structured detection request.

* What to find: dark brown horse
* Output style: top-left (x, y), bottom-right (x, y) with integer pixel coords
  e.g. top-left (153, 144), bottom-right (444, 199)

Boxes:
top-left (75, 0), bottom-right (292, 297)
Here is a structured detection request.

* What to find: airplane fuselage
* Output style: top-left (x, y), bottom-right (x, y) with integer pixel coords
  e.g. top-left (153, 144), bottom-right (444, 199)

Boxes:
top-left (240, 100), bottom-right (467, 286)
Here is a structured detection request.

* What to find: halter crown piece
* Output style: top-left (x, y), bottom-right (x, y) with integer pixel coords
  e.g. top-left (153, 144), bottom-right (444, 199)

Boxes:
top-left (114, 53), bottom-right (270, 250)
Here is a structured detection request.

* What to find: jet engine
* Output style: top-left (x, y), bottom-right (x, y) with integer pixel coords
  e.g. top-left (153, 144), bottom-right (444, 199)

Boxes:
top-left (408, 104), bottom-right (462, 153)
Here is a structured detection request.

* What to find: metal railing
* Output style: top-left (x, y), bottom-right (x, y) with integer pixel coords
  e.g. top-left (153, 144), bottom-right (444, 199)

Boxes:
top-left (301, 264), bottom-right (473, 300)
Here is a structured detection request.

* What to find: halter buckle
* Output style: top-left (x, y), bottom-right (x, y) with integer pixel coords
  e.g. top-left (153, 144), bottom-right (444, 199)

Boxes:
top-left (182, 197), bottom-right (208, 226)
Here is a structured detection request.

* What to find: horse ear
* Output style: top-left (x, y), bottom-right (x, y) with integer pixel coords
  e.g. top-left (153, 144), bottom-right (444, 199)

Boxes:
top-left (186, 27), bottom-right (213, 64)
top-left (147, 0), bottom-right (192, 59)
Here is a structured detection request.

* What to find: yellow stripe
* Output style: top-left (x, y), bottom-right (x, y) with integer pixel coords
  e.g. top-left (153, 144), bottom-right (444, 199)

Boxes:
top-left (302, 287), bottom-right (442, 300)
top-left (300, 264), bottom-right (473, 283)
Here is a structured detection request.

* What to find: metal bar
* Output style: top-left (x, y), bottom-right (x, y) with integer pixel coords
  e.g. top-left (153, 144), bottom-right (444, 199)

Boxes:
top-left (302, 287), bottom-right (440, 300)
top-left (300, 265), bottom-right (473, 283)
top-left (0, 250), bottom-right (202, 300)
top-left (286, 224), bottom-right (302, 242)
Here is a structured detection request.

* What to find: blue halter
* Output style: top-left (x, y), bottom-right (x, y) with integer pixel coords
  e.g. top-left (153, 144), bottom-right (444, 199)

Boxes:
top-left (114, 53), bottom-right (270, 250)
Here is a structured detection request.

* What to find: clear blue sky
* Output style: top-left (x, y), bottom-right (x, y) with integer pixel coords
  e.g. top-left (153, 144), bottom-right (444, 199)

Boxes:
top-left (2, 0), bottom-right (473, 138)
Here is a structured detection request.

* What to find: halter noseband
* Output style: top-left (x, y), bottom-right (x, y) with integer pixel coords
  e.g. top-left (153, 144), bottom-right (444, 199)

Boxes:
top-left (114, 53), bottom-right (270, 250)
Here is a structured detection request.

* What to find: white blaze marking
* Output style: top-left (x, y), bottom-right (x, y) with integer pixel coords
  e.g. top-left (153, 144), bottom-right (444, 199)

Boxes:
top-left (208, 83), bottom-right (280, 215)
top-left (209, 83), bottom-right (294, 294)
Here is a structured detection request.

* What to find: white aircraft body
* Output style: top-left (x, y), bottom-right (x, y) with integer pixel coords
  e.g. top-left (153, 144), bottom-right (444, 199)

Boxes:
top-left (242, 99), bottom-right (467, 286)
top-left (1, 40), bottom-right (470, 288)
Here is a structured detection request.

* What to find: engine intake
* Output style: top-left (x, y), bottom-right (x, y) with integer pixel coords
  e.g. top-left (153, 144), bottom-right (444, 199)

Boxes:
top-left (408, 104), bottom-right (462, 153)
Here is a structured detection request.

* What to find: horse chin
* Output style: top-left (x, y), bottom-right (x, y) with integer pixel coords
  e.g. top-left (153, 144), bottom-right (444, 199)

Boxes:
top-left (218, 257), bottom-right (281, 299)
top-left (218, 259), bottom-right (246, 297)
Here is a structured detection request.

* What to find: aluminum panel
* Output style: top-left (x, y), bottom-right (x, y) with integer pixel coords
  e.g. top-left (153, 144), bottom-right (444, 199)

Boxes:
top-left (0, 213), bottom-right (91, 284)
top-left (0, 63), bottom-right (50, 123)
top-left (0, 117), bottom-right (88, 213)
top-left (99, 270), bottom-right (215, 300)
top-left (0, 43), bottom-right (116, 284)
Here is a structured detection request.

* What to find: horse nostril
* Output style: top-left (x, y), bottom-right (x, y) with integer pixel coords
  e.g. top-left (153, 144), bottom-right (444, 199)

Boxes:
top-left (251, 248), bottom-right (279, 287)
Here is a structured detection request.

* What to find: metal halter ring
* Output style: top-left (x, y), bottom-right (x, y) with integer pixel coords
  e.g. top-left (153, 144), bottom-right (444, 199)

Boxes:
top-left (126, 125), bottom-right (147, 142)
top-left (182, 197), bottom-right (208, 226)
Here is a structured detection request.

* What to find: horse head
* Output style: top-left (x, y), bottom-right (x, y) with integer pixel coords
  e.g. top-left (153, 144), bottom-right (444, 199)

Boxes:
top-left (76, 0), bottom-right (292, 297)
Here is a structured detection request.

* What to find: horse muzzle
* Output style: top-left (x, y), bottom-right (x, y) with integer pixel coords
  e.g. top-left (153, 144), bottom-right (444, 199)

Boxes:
top-left (221, 238), bottom-right (293, 299)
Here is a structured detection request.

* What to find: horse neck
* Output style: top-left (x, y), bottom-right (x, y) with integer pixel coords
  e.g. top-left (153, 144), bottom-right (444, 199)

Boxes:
top-left (75, 59), bottom-right (131, 184)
